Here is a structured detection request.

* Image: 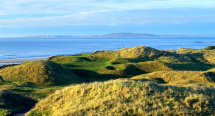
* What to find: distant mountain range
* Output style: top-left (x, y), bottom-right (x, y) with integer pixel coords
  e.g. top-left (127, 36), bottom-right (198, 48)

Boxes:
top-left (24, 33), bottom-right (215, 38)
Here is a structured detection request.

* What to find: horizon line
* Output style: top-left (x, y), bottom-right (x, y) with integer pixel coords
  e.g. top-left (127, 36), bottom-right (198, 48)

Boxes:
top-left (1, 32), bottom-right (215, 38)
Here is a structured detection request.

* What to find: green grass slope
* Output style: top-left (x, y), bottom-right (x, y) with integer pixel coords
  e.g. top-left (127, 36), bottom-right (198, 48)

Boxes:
top-left (0, 61), bottom-right (84, 86)
top-left (98, 61), bottom-right (173, 78)
top-left (47, 46), bottom-right (215, 81)
top-left (0, 90), bottom-right (36, 116)
top-left (48, 54), bottom-right (109, 72)
top-left (26, 79), bottom-right (215, 116)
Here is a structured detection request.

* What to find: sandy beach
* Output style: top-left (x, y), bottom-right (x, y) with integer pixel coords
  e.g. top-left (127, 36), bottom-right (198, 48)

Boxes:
top-left (0, 58), bottom-right (47, 63)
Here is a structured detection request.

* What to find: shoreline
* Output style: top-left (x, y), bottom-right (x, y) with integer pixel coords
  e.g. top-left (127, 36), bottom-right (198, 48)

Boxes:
top-left (0, 58), bottom-right (47, 64)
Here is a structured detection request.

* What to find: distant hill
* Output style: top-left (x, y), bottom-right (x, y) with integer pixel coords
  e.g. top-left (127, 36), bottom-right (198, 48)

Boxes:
top-left (24, 33), bottom-right (158, 38)
top-left (91, 33), bottom-right (158, 37)
top-left (24, 33), bottom-right (215, 38)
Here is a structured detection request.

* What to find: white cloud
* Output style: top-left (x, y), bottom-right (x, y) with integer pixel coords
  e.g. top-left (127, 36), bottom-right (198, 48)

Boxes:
top-left (0, 0), bottom-right (215, 27)
top-left (0, 0), bottom-right (215, 15)
top-left (1, 11), bottom-right (214, 27)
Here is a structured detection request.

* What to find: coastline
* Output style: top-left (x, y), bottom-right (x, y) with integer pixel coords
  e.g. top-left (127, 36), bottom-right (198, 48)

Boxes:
top-left (0, 58), bottom-right (47, 65)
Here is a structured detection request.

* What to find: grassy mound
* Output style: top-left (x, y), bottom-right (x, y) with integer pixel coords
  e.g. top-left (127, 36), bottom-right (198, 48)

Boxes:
top-left (123, 61), bottom-right (174, 73)
top-left (158, 55), bottom-right (192, 63)
top-left (176, 47), bottom-right (215, 64)
top-left (176, 48), bottom-right (202, 54)
top-left (89, 46), bottom-right (168, 60)
top-left (204, 46), bottom-right (215, 50)
top-left (0, 61), bottom-right (84, 86)
top-left (132, 71), bottom-right (215, 84)
top-left (27, 79), bottom-right (215, 116)
top-left (48, 55), bottom-right (91, 64)
top-left (0, 90), bottom-right (36, 116)
top-left (97, 61), bottom-right (173, 79)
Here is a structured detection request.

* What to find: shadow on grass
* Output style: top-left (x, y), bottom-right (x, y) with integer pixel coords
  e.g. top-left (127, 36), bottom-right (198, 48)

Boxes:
top-left (72, 69), bottom-right (121, 78)
top-left (123, 65), bottom-right (147, 75)
top-left (70, 67), bottom-right (148, 83)
top-left (71, 69), bottom-right (129, 82)
top-left (111, 58), bottom-right (153, 64)
top-left (0, 64), bottom-right (19, 70)
top-left (132, 78), bottom-right (166, 84)
top-left (63, 64), bottom-right (80, 68)
top-left (127, 58), bottom-right (153, 63)
top-left (11, 89), bottom-right (35, 93)
top-left (0, 76), bottom-right (4, 84)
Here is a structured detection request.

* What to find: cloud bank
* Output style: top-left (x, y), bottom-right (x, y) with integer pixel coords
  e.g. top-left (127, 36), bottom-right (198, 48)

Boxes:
top-left (0, 0), bottom-right (215, 27)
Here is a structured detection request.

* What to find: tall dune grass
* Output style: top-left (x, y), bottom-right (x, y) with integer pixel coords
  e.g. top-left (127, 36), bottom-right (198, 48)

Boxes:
top-left (26, 79), bottom-right (215, 116)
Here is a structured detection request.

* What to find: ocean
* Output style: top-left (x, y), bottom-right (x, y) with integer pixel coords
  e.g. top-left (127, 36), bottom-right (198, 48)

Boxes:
top-left (0, 37), bottom-right (214, 62)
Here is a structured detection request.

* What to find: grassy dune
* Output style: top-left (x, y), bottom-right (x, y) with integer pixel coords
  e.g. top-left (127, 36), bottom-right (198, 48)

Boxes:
top-left (177, 46), bottom-right (215, 64)
top-left (0, 45), bottom-right (215, 115)
top-left (98, 61), bottom-right (173, 78)
top-left (47, 46), bottom-right (215, 81)
top-left (0, 61), bottom-right (84, 86)
top-left (26, 79), bottom-right (215, 116)
top-left (89, 46), bottom-right (167, 60)
top-left (132, 71), bottom-right (215, 85)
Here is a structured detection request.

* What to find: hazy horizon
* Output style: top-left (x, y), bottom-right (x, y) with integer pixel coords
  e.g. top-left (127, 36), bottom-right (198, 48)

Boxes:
top-left (2, 32), bottom-right (215, 38)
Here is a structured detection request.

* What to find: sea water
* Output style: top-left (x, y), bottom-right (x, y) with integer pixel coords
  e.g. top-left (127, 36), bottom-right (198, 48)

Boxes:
top-left (0, 37), bottom-right (214, 62)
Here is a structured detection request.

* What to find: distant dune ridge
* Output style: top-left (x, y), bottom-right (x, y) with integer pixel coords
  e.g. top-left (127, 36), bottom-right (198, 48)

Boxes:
top-left (89, 46), bottom-right (190, 62)
top-left (89, 46), bottom-right (168, 60)
top-left (0, 61), bottom-right (84, 86)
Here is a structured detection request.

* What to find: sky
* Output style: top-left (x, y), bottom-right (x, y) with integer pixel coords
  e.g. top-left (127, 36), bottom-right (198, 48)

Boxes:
top-left (0, 0), bottom-right (215, 37)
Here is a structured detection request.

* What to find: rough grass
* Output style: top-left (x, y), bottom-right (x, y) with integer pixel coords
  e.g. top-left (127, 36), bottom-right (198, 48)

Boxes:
top-left (0, 61), bottom-right (84, 86)
top-left (177, 47), bottom-right (215, 64)
top-left (158, 55), bottom-right (192, 63)
top-left (3, 45), bottom-right (215, 115)
top-left (89, 46), bottom-right (168, 60)
top-left (132, 71), bottom-right (215, 85)
top-left (122, 61), bottom-right (173, 73)
top-left (0, 90), bottom-right (36, 116)
top-left (26, 79), bottom-right (215, 116)
top-left (0, 46), bottom-right (215, 115)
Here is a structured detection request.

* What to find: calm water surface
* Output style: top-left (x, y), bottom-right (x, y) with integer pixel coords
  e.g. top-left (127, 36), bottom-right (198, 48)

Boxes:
top-left (0, 37), bottom-right (214, 61)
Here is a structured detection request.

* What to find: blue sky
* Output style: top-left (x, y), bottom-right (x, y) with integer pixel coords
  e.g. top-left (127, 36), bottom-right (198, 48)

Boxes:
top-left (0, 0), bottom-right (215, 37)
